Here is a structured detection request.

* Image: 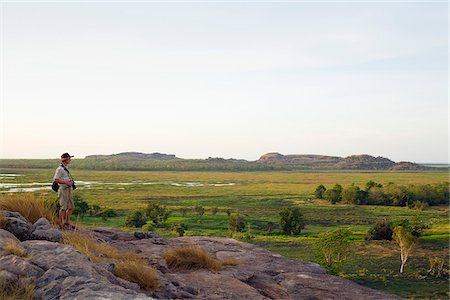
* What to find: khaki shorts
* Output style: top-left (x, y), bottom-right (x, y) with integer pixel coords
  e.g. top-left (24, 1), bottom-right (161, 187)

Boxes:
top-left (58, 186), bottom-right (74, 210)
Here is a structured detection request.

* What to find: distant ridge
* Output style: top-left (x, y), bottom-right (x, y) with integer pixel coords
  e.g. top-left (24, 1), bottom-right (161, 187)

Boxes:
top-left (256, 152), bottom-right (429, 170)
top-left (85, 152), bottom-right (178, 161)
top-left (0, 152), bottom-right (437, 171)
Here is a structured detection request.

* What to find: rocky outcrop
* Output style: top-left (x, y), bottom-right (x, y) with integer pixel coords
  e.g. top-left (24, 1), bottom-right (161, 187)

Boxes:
top-left (0, 213), bottom-right (401, 300)
top-left (257, 153), bottom-right (343, 167)
top-left (85, 152), bottom-right (178, 161)
top-left (1, 212), bottom-right (63, 243)
top-left (257, 153), bottom-right (428, 170)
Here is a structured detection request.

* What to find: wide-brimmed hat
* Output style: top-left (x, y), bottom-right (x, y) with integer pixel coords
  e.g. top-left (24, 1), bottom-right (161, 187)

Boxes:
top-left (60, 153), bottom-right (74, 161)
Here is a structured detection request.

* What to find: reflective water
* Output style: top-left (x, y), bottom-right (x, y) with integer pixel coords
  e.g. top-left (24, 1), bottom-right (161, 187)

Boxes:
top-left (0, 180), bottom-right (236, 193)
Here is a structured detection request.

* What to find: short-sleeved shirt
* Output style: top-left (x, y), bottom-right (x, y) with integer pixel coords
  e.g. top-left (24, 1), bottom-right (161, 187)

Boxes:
top-left (53, 165), bottom-right (71, 188)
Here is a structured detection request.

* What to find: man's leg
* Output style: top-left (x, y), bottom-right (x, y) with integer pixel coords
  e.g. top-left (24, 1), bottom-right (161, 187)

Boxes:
top-left (59, 209), bottom-right (66, 229)
top-left (65, 208), bottom-right (73, 225)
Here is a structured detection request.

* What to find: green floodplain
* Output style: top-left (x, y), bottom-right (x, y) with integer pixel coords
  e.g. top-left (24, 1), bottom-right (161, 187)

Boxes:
top-left (0, 168), bottom-right (449, 299)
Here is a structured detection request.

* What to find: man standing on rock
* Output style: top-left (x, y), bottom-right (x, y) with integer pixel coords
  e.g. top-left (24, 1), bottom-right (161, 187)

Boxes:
top-left (53, 153), bottom-right (76, 229)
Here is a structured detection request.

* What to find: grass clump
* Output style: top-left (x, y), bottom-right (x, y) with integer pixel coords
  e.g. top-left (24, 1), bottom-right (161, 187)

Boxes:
top-left (3, 240), bottom-right (26, 257)
top-left (163, 245), bottom-right (238, 272)
top-left (115, 260), bottom-right (159, 291)
top-left (0, 275), bottom-right (35, 300)
top-left (0, 194), bottom-right (57, 224)
top-left (63, 231), bottom-right (159, 291)
top-left (0, 214), bottom-right (7, 229)
top-left (63, 231), bottom-right (121, 262)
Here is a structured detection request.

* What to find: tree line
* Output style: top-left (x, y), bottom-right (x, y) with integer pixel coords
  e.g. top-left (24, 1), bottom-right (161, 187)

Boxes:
top-left (314, 180), bottom-right (449, 207)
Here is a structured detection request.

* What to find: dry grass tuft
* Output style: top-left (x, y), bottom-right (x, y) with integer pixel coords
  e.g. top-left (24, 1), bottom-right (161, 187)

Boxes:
top-left (0, 194), bottom-right (57, 224)
top-left (0, 276), bottom-right (35, 300)
top-left (63, 231), bottom-right (159, 291)
top-left (3, 240), bottom-right (26, 257)
top-left (0, 214), bottom-right (7, 229)
top-left (63, 231), bottom-right (121, 262)
top-left (163, 245), bottom-right (239, 272)
top-left (115, 260), bottom-right (159, 291)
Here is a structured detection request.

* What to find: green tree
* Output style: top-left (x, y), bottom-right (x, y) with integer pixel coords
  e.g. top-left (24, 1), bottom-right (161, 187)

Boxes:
top-left (125, 210), bottom-right (147, 228)
top-left (279, 207), bottom-right (305, 235)
top-left (145, 203), bottom-right (170, 226)
top-left (316, 229), bottom-right (352, 268)
top-left (393, 226), bottom-right (417, 273)
top-left (365, 180), bottom-right (383, 191)
top-left (324, 187), bottom-right (342, 204)
top-left (314, 185), bottom-right (327, 199)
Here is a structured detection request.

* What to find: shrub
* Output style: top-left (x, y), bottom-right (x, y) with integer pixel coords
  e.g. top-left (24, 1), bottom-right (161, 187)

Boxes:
top-left (163, 246), bottom-right (238, 272)
top-left (145, 203), bottom-right (170, 226)
top-left (89, 204), bottom-right (101, 216)
top-left (73, 195), bottom-right (89, 217)
top-left (171, 223), bottom-right (187, 237)
top-left (314, 185), bottom-right (327, 199)
top-left (115, 260), bottom-right (159, 291)
top-left (228, 213), bottom-right (246, 236)
top-left (366, 220), bottom-right (393, 240)
top-left (316, 229), bottom-right (352, 268)
top-left (125, 210), bottom-right (147, 228)
top-left (141, 221), bottom-right (154, 232)
top-left (3, 240), bottom-right (26, 257)
top-left (324, 186), bottom-right (342, 204)
top-left (428, 257), bottom-right (448, 278)
top-left (279, 207), bottom-right (305, 235)
top-left (97, 208), bottom-right (118, 220)
top-left (0, 194), bottom-right (57, 224)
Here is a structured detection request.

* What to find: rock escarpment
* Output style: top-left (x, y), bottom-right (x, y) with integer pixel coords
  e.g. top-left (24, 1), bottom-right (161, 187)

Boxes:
top-left (257, 152), bottom-right (428, 170)
top-left (0, 212), bottom-right (401, 300)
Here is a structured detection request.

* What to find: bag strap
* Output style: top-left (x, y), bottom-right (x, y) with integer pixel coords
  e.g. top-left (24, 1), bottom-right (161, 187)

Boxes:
top-left (60, 163), bottom-right (74, 181)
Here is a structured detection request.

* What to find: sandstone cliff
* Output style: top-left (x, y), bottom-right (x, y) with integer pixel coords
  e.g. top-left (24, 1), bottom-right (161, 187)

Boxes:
top-left (257, 153), bottom-right (428, 170)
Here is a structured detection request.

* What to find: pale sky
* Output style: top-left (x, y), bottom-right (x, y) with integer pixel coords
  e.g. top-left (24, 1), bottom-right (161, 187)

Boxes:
top-left (1, 1), bottom-right (448, 163)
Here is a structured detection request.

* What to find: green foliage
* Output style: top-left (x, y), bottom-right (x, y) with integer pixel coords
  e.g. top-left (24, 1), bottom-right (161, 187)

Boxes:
top-left (141, 221), bottom-right (154, 232)
top-left (314, 185), bottom-right (327, 199)
top-left (393, 226), bottom-right (417, 273)
top-left (73, 195), bottom-right (89, 217)
top-left (316, 229), bottom-right (352, 268)
top-left (171, 223), bottom-right (187, 237)
top-left (367, 220), bottom-right (393, 240)
top-left (324, 184), bottom-right (343, 204)
top-left (89, 204), bottom-right (101, 217)
top-left (125, 210), bottom-right (147, 228)
top-left (97, 208), bottom-right (118, 220)
top-left (145, 203), bottom-right (170, 226)
top-left (279, 207), bottom-right (305, 235)
top-left (341, 184), bottom-right (368, 204)
top-left (228, 213), bottom-right (246, 236)
top-left (428, 257), bottom-right (448, 278)
top-left (366, 180), bottom-right (383, 190)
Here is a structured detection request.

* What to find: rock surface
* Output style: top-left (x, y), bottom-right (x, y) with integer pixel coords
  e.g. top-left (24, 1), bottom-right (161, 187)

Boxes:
top-left (0, 213), bottom-right (402, 300)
